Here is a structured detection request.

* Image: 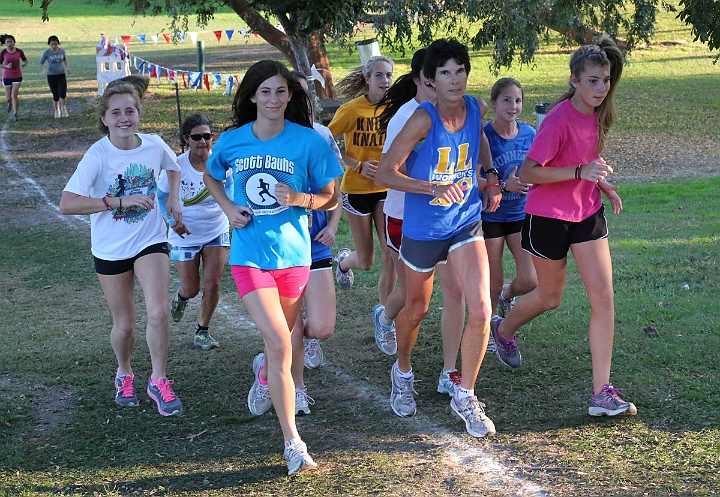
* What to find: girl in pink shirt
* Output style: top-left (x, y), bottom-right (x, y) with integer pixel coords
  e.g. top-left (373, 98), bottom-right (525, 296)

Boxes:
top-left (0, 34), bottom-right (28, 121)
top-left (489, 34), bottom-right (636, 418)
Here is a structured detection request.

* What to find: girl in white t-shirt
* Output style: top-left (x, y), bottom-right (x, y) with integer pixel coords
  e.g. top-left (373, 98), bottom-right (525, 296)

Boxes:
top-left (158, 114), bottom-right (232, 351)
top-left (60, 76), bottom-right (184, 417)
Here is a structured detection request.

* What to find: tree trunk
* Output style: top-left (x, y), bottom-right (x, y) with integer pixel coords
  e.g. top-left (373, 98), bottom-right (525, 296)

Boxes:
top-left (227, 0), bottom-right (297, 65)
top-left (227, 0), bottom-right (336, 98)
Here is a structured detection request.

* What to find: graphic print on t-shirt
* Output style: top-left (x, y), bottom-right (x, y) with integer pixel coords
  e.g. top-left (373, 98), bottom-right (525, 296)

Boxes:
top-left (180, 179), bottom-right (212, 207)
top-left (429, 142), bottom-right (475, 206)
top-left (107, 163), bottom-right (156, 224)
top-left (235, 155), bottom-right (293, 216)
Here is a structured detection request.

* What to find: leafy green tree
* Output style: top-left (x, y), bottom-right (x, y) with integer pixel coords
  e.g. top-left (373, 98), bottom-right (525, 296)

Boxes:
top-left (31, 0), bottom-right (719, 98)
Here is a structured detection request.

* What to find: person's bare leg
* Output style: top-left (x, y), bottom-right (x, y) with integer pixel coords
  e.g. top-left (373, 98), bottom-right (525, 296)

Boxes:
top-left (436, 262), bottom-right (465, 372)
top-left (571, 239), bottom-right (615, 393)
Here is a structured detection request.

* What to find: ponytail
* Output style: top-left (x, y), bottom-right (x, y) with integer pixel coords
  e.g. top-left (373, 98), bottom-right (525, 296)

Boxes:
top-left (554, 33), bottom-right (623, 152)
top-left (335, 55), bottom-right (394, 99)
top-left (376, 49), bottom-right (427, 132)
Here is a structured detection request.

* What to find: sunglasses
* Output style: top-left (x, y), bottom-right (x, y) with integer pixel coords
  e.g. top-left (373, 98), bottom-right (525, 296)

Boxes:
top-left (188, 132), bottom-right (214, 141)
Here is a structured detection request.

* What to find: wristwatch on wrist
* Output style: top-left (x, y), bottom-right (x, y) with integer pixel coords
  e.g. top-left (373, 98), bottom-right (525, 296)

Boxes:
top-left (485, 167), bottom-right (499, 177)
top-left (500, 180), bottom-right (507, 193)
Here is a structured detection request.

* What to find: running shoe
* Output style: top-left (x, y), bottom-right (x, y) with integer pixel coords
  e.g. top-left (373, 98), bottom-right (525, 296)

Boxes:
top-left (61, 108), bottom-right (69, 118)
top-left (498, 284), bottom-right (516, 318)
top-left (248, 353), bottom-right (272, 416)
top-left (490, 315), bottom-right (522, 368)
top-left (589, 384), bottom-right (638, 416)
top-left (12, 113), bottom-right (18, 122)
top-left (6, 104), bottom-right (10, 113)
top-left (114, 373), bottom-right (138, 407)
top-left (284, 439), bottom-right (317, 475)
top-left (193, 329), bottom-right (219, 350)
top-left (170, 286), bottom-right (189, 322)
top-left (303, 338), bottom-right (323, 369)
top-left (295, 387), bottom-right (315, 416)
top-left (390, 364), bottom-right (417, 417)
top-left (54, 110), bottom-right (60, 119)
top-left (437, 369), bottom-right (462, 396)
top-left (335, 248), bottom-right (354, 290)
top-left (373, 304), bottom-right (397, 355)
top-left (146, 377), bottom-right (183, 416)
top-left (450, 393), bottom-right (496, 438)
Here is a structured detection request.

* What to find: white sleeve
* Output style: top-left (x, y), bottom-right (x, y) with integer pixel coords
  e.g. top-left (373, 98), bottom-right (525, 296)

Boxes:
top-left (63, 146), bottom-right (103, 196)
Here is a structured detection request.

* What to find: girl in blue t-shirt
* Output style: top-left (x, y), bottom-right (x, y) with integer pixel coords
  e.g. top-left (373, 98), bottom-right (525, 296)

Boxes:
top-left (203, 60), bottom-right (342, 476)
top-left (482, 78), bottom-right (538, 321)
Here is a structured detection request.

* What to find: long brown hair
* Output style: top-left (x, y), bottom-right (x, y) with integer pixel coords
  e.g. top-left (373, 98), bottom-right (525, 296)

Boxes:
top-left (554, 33), bottom-right (623, 153)
top-left (229, 60), bottom-right (311, 130)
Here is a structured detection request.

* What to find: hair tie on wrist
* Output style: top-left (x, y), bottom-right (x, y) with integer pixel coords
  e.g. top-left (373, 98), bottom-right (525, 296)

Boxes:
top-left (102, 197), bottom-right (112, 211)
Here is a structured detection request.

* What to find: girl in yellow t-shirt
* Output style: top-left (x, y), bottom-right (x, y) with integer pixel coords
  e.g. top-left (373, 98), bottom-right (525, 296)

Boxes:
top-left (328, 55), bottom-right (397, 309)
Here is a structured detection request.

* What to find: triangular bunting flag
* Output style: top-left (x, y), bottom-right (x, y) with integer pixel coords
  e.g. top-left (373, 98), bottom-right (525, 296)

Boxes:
top-left (204, 73), bottom-right (210, 91)
top-left (239, 28), bottom-right (248, 38)
top-left (188, 32), bottom-right (198, 44)
top-left (162, 33), bottom-right (171, 44)
top-left (214, 30), bottom-right (222, 42)
top-left (137, 34), bottom-right (146, 44)
top-left (121, 35), bottom-right (131, 47)
top-left (225, 30), bottom-right (234, 41)
top-left (150, 34), bottom-right (159, 45)
top-left (177, 32), bottom-right (186, 42)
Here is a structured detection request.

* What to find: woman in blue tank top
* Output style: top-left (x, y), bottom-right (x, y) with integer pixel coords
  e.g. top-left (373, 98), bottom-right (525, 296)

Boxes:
top-left (376, 39), bottom-right (497, 439)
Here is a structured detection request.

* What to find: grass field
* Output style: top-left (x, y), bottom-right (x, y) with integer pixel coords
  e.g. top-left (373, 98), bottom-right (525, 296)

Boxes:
top-left (2, 1), bottom-right (720, 496)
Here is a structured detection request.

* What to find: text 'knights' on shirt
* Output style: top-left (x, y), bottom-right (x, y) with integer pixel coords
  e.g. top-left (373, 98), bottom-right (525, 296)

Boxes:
top-left (352, 116), bottom-right (386, 147)
top-left (234, 155), bottom-right (295, 174)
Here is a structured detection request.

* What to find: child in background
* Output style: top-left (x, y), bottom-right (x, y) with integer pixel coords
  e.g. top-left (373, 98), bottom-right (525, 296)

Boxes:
top-left (482, 78), bottom-right (538, 328)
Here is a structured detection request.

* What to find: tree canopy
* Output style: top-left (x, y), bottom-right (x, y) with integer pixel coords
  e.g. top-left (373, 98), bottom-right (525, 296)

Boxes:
top-left (30, 0), bottom-right (719, 96)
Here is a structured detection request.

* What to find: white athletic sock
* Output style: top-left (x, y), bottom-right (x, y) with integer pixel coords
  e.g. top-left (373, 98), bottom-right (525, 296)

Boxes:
top-left (379, 310), bottom-right (394, 327)
top-left (456, 386), bottom-right (474, 400)
top-left (394, 361), bottom-right (413, 380)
